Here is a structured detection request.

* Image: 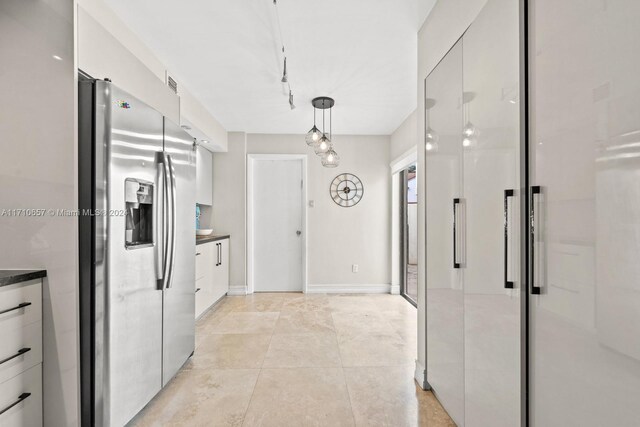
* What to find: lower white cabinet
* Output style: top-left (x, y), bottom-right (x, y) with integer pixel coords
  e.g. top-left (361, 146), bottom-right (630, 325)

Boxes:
top-left (0, 277), bottom-right (43, 427)
top-left (195, 238), bottom-right (230, 318)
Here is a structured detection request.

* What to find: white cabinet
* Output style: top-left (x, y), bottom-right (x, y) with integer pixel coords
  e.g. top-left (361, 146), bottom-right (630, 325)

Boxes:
top-left (212, 239), bottom-right (229, 302)
top-left (194, 238), bottom-right (230, 319)
top-left (196, 146), bottom-right (213, 206)
top-left (0, 278), bottom-right (43, 427)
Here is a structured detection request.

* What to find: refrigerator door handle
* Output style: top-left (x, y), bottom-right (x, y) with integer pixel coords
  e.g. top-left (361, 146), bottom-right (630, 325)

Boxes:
top-left (158, 153), bottom-right (173, 290)
top-left (155, 153), bottom-right (165, 286)
top-left (504, 189), bottom-right (515, 289)
top-left (530, 186), bottom-right (542, 294)
top-left (165, 155), bottom-right (178, 289)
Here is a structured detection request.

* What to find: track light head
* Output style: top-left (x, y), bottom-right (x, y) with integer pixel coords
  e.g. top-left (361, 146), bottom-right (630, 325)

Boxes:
top-left (289, 90), bottom-right (295, 110)
top-left (281, 57), bottom-right (288, 83)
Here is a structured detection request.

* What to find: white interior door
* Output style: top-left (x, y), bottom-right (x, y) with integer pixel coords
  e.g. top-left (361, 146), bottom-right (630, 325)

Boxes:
top-left (252, 157), bottom-right (304, 292)
top-left (529, 1), bottom-right (640, 425)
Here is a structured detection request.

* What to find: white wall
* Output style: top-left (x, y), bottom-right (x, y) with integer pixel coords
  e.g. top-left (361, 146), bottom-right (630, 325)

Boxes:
top-left (415, 0), bottom-right (488, 388)
top-left (213, 134), bottom-right (391, 292)
top-left (212, 132), bottom-right (247, 293)
top-left (390, 109), bottom-right (418, 161)
top-left (76, 0), bottom-right (227, 149)
top-left (0, 0), bottom-right (78, 425)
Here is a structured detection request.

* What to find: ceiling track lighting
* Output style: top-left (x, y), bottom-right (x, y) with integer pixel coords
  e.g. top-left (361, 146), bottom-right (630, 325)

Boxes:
top-left (306, 97), bottom-right (339, 167)
top-left (281, 57), bottom-right (288, 83)
top-left (272, 0), bottom-right (295, 111)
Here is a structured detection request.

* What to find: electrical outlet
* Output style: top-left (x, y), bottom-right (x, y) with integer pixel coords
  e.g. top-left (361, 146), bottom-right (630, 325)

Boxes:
top-left (352, 264), bottom-right (359, 273)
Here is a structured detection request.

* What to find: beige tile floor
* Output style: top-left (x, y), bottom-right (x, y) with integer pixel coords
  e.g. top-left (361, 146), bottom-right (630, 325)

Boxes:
top-left (130, 293), bottom-right (455, 427)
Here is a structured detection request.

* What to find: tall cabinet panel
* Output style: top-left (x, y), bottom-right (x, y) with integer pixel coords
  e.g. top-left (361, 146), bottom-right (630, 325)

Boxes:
top-left (462, 0), bottom-right (521, 425)
top-left (529, 0), bottom-right (640, 425)
top-left (425, 39), bottom-right (465, 426)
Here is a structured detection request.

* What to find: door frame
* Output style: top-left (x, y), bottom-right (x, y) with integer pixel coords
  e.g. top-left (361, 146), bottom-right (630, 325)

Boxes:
top-left (247, 154), bottom-right (308, 294)
top-left (390, 147), bottom-right (418, 297)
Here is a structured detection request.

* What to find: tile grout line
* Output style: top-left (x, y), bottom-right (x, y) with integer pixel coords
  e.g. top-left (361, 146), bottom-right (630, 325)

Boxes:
top-left (240, 303), bottom-right (281, 425)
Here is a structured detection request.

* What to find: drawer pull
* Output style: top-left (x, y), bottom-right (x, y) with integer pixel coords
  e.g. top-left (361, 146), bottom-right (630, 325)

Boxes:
top-left (0, 348), bottom-right (31, 366)
top-left (196, 252), bottom-right (201, 256)
top-left (195, 288), bottom-right (201, 293)
top-left (0, 302), bottom-right (31, 316)
top-left (0, 393), bottom-right (31, 416)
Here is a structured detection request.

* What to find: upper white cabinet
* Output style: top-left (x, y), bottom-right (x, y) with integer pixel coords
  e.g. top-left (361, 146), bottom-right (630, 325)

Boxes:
top-left (196, 145), bottom-right (213, 206)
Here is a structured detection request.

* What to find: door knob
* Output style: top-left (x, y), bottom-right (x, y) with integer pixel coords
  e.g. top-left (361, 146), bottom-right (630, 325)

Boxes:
top-left (296, 230), bottom-right (302, 236)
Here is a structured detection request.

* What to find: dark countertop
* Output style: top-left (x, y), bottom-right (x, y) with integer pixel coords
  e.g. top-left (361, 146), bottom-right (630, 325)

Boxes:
top-left (196, 234), bottom-right (230, 245)
top-left (0, 269), bottom-right (47, 287)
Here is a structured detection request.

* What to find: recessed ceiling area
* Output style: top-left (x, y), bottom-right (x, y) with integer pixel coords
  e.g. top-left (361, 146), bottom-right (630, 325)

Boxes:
top-left (107, 0), bottom-right (437, 135)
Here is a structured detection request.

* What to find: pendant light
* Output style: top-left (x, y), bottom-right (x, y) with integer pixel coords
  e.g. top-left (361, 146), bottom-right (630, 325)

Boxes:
top-left (305, 107), bottom-right (322, 146)
top-left (321, 146), bottom-right (339, 167)
top-left (308, 97), bottom-right (339, 166)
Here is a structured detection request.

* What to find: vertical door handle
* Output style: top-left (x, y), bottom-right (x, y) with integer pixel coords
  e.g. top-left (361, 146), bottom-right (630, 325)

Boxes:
top-left (165, 155), bottom-right (178, 289)
top-left (156, 152), bottom-right (166, 287)
top-left (453, 198), bottom-right (461, 269)
top-left (530, 186), bottom-right (542, 294)
top-left (504, 189), bottom-right (515, 289)
top-left (158, 152), bottom-right (172, 290)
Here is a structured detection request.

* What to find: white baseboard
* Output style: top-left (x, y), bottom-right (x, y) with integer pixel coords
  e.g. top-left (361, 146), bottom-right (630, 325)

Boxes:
top-left (414, 360), bottom-right (430, 390)
top-left (227, 285), bottom-right (247, 296)
top-left (306, 284), bottom-right (391, 294)
top-left (390, 283), bottom-right (400, 295)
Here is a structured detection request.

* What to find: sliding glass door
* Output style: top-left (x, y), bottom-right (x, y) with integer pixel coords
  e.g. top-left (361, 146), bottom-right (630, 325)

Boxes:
top-left (400, 166), bottom-right (418, 305)
top-left (528, 0), bottom-right (640, 425)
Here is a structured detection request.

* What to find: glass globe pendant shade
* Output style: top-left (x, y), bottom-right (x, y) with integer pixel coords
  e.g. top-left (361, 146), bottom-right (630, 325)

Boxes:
top-left (305, 126), bottom-right (322, 146)
top-left (321, 147), bottom-right (340, 168)
top-left (314, 135), bottom-right (331, 155)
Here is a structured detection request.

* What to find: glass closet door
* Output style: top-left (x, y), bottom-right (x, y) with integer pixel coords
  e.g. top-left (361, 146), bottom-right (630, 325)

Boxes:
top-left (529, 0), bottom-right (640, 425)
top-left (462, 0), bottom-right (521, 425)
top-left (425, 39), bottom-right (465, 426)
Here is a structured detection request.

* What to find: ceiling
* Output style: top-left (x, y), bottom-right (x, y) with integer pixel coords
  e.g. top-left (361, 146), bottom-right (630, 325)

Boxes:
top-left (107, 0), bottom-right (437, 135)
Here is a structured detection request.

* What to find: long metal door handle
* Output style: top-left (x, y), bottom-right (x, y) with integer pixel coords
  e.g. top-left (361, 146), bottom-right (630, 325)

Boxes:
top-left (504, 189), bottom-right (515, 289)
top-left (166, 155), bottom-right (178, 289)
top-left (0, 393), bottom-right (31, 416)
top-left (160, 153), bottom-right (172, 290)
top-left (156, 153), bottom-right (165, 285)
top-left (217, 243), bottom-right (221, 266)
top-left (453, 198), bottom-right (461, 269)
top-left (0, 348), bottom-right (31, 366)
top-left (0, 302), bottom-right (31, 316)
top-left (530, 186), bottom-right (542, 294)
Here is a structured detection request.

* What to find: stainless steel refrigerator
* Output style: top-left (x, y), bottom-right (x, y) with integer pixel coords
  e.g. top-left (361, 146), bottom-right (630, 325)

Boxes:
top-left (79, 78), bottom-right (196, 426)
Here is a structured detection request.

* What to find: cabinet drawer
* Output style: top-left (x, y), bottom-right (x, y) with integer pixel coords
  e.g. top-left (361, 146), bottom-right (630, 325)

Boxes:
top-left (0, 322), bottom-right (42, 384)
top-left (0, 364), bottom-right (42, 427)
top-left (195, 243), bottom-right (213, 281)
top-left (195, 277), bottom-right (208, 319)
top-left (0, 280), bottom-right (42, 332)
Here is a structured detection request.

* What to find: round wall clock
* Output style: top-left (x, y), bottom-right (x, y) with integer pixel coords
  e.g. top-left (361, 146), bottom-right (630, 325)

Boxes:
top-left (330, 173), bottom-right (364, 207)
